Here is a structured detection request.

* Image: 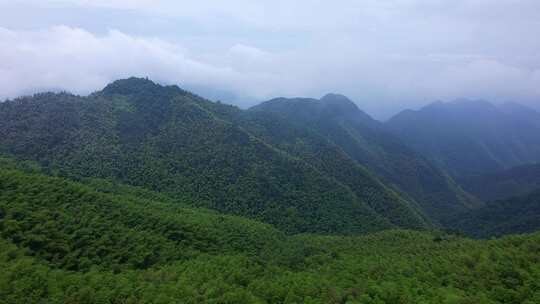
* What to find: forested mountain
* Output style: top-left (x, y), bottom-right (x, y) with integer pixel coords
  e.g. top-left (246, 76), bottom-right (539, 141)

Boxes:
top-left (0, 157), bottom-right (284, 271)
top-left (449, 189), bottom-right (540, 238)
top-left (0, 78), bottom-right (431, 234)
top-left (250, 94), bottom-right (478, 224)
top-left (386, 99), bottom-right (540, 178)
top-left (459, 163), bottom-right (540, 202)
top-left (1, 161), bottom-right (540, 303)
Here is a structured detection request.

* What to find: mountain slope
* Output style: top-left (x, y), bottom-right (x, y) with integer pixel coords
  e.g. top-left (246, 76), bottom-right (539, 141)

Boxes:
top-left (210, 105), bottom-right (431, 230)
top-left (449, 189), bottom-right (540, 238)
top-left (459, 163), bottom-right (540, 202)
top-left (0, 78), bottom-right (429, 234)
top-left (0, 162), bottom-right (284, 271)
top-left (1, 139), bottom-right (540, 303)
top-left (250, 94), bottom-right (478, 224)
top-left (386, 100), bottom-right (540, 178)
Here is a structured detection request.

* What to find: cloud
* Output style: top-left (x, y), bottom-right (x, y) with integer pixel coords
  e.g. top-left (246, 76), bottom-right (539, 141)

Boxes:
top-left (1, 1), bottom-right (540, 118)
top-left (0, 26), bottom-right (281, 102)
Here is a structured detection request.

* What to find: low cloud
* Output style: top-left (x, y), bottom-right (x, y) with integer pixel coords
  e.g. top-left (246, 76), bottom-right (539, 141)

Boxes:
top-left (0, 26), bottom-right (269, 99)
top-left (1, 1), bottom-right (540, 118)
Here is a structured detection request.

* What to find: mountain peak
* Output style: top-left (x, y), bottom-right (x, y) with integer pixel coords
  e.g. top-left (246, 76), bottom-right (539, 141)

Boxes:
top-left (319, 93), bottom-right (360, 114)
top-left (321, 93), bottom-right (351, 101)
top-left (100, 77), bottom-right (187, 97)
top-left (101, 77), bottom-right (159, 95)
top-left (320, 93), bottom-right (354, 105)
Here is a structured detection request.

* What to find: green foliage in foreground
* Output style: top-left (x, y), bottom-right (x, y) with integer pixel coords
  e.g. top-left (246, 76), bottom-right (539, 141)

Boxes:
top-left (2, 230), bottom-right (540, 304)
top-left (0, 168), bottom-right (284, 271)
top-left (1, 167), bottom-right (540, 303)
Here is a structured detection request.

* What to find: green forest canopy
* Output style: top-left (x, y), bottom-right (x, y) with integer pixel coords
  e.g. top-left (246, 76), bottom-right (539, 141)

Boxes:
top-left (1, 161), bottom-right (540, 303)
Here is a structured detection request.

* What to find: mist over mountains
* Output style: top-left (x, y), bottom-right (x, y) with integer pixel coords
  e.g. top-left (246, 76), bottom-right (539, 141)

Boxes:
top-left (386, 99), bottom-right (540, 177)
top-left (2, 1), bottom-right (540, 302)
top-left (250, 94), bottom-right (479, 223)
top-left (2, 77), bottom-right (539, 230)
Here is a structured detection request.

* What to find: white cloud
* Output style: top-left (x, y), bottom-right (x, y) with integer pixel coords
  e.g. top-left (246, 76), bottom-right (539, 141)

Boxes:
top-left (0, 26), bottom-right (282, 101)
top-left (1, 1), bottom-right (540, 117)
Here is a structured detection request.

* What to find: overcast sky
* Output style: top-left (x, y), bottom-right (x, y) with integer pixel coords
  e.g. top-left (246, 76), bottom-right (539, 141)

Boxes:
top-left (1, 0), bottom-right (539, 119)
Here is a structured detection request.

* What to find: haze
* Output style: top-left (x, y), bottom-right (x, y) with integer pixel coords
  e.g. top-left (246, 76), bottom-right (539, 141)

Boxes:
top-left (1, 0), bottom-right (539, 119)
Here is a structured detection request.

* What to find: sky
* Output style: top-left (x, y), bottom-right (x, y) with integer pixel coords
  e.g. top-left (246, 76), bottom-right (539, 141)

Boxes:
top-left (1, 0), bottom-right (540, 119)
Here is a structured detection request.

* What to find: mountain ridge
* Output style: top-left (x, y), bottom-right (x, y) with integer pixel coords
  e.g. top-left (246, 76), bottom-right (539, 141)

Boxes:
top-left (0, 77), bottom-right (431, 234)
top-left (251, 94), bottom-right (480, 224)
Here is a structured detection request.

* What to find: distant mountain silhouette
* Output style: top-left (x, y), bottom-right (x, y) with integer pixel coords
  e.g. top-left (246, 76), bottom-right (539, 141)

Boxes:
top-left (386, 99), bottom-right (540, 177)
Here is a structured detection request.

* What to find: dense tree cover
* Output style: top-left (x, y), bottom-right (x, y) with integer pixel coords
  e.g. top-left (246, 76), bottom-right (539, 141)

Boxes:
top-left (0, 78), bottom-right (433, 234)
top-left (386, 100), bottom-right (540, 178)
top-left (459, 163), bottom-right (540, 202)
top-left (2, 150), bottom-right (540, 303)
top-left (249, 94), bottom-right (478, 223)
top-left (213, 107), bottom-right (429, 230)
top-left (449, 189), bottom-right (540, 238)
top-left (2, 79), bottom-right (540, 303)
top-left (0, 167), bottom-right (286, 271)
top-left (2, 177), bottom-right (540, 304)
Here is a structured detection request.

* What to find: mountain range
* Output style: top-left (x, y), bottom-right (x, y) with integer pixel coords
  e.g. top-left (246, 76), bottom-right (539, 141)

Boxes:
top-left (0, 78), bottom-right (431, 234)
top-left (386, 99), bottom-right (540, 178)
top-left (2, 78), bottom-right (540, 302)
top-left (249, 94), bottom-right (478, 223)
top-left (3, 78), bottom-right (540, 234)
